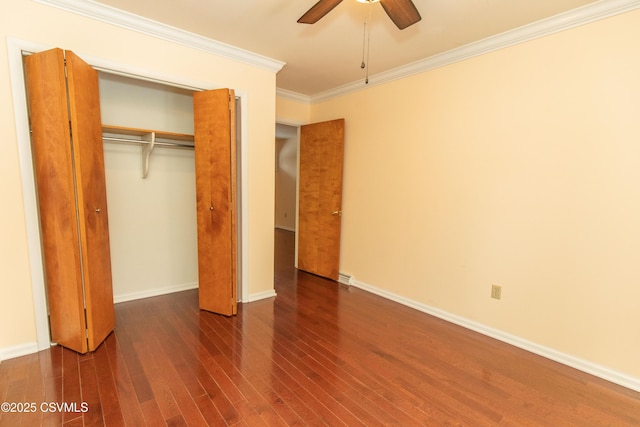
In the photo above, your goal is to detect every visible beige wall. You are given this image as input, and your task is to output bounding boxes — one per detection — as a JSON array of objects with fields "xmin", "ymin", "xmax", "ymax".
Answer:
[
  {"xmin": 276, "ymin": 95, "xmax": 311, "ymax": 125},
  {"xmin": 307, "ymin": 9, "xmax": 640, "ymax": 380},
  {"xmin": 1, "ymin": 0, "xmax": 276, "ymax": 355}
]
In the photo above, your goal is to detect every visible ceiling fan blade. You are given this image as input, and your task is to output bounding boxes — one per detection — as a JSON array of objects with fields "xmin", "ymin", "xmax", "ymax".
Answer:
[
  {"xmin": 298, "ymin": 0, "xmax": 344, "ymax": 24},
  {"xmin": 379, "ymin": 0, "xmax": 421, "ymax": 30}
]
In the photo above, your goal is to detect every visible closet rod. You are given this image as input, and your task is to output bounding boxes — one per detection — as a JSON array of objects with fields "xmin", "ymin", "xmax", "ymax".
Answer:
[{"xmin": 102, "ymin": 136, "xmax": 194, "ymax": 150}]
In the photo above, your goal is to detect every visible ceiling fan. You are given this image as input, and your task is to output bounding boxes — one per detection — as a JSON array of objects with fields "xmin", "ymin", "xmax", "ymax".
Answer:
[{"xmin": 298, "ymin": 0, "xmax": 421, "ymax": 30}]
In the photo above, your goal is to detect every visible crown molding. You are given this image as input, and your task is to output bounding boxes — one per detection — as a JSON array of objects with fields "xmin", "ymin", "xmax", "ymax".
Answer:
[
  {"xmin": 308, "ymin": 0, "xmax": 640, "ymax": 104},
  {"xmin": 34, "ymin": 0, "xmax": 640, "ymax": 102},
  {"xmin": 276, "ymin": 88, "xmax": 312, "ymax": 104},
  {"xmin": 33, "ymin": 0, "xmax": 285, "ymax": 73}
]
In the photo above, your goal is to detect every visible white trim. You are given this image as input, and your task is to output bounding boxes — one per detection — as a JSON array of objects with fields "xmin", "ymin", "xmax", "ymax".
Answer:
[
  {"xmin": 0, "ymin": 343, "xmax": 40, "ymax": 362},
  {"xmin": 338, "ymin": 273, "xmax": 352, "ymax": 286},
  {"xmin": 7, "ymin": 38, "xmax": 51, "ymax": 352},
  {"xmin": 113, "ymin": 282, "xmax": 198, "ymax": 304},
  {"xmin": 238, "ymin": 94, "xmax": 250, "ymax": 304},
  {"xmin": 33, "ymin": 0, "xmax": 285, "ymax": 73},
  {"xmin": 350, "ymin": 278, "xmax": 640, "ymax": 393},
  {"xmin": 246, "ymin": 290, "xmax": 277, "ymax": 303},
  {"xmin": 276, "ymin": 88, "xmax": 311, "ymax": 104},
  {"xmin": 31, "ymin": 0, "xmax": 640, "ymax": 103},
  {"xmin": 309, "ymin": 0, "xmax": 640, "ymax": 103}
]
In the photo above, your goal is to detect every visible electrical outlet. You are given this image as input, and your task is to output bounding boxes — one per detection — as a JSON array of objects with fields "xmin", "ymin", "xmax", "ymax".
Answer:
[{"xmin": 491, "ymin": 284, "xmax": 502, "ymax": 300}]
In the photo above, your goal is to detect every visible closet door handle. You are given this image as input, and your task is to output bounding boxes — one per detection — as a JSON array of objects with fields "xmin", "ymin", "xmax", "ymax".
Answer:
[
  {"xmin": 95, "ymin": 208, "xmax": 101, "ymax": 213},
  {"xmin": 209, "ymin": 205, "xmax": 214, "ymax": 211}
]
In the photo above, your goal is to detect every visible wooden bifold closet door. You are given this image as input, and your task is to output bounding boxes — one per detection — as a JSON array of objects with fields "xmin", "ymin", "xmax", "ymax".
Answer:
[
  {"xmin": 194, "ymin": 89, "xmax": 237, "ymax": 316},
  {"xmin": 25, "ymin": 48, "xmax": 114, "ymax": 354}
]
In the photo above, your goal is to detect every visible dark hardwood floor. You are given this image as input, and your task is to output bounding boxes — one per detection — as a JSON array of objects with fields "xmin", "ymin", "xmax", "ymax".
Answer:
[{"xmin": 1, "ymin": 228, "xmax": 639, "ymax": 426}]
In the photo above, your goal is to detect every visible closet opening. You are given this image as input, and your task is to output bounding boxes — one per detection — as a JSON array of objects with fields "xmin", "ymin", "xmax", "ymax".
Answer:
[
  {"xmin": 16, "ymin": 45, "xmax": 244, "ymax": 351},
  {"xmin": 100, "ymin": 72, "xmax": 197, "ymax": 303},
  {"xmin": 99, "ymin": 71, "xmax": 243, "ymax": 306}
]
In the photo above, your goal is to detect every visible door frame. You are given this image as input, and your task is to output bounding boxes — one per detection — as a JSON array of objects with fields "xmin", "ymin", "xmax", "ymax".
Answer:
[{"xmin": 8, "ymin": 37, "xmax": 248, "ymax": 352}]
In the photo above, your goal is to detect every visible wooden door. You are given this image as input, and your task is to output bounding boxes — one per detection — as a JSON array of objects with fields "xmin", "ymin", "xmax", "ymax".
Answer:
[
  {"xmin": 66, "ymin": 51, "xmax": 115, "ymax": 351},
  {"xmin": 194, "ymin": 89, "xmax": 237, "ymax": 316},
  {"xmin": 298, "ymin": 119, "xmax": 345, "ymax": 280},
  {"xmin": 25, "ymin": 48, "xmax": 114, "ymax": 353}
]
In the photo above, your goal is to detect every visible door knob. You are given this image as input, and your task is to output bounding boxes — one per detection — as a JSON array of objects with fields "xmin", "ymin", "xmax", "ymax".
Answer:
[{"xmin": 331, "ymin": 210, "xmax": 342, "ymax": 216}]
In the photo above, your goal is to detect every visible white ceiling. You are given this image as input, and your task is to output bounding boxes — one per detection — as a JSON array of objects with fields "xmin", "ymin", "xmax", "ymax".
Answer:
[{"xmin": 94, "ymin": 0, "xmax": 600, "ymax": 96}]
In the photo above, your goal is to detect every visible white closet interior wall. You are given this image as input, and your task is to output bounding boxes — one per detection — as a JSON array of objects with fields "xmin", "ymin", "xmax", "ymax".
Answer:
[{"xmin": 99, "ymin": 73, "xmax": 198, "ymax": 302}]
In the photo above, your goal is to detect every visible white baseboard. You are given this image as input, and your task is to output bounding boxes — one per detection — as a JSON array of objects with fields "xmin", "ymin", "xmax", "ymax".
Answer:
[
  {"xmin": 1, "ymin": 281, "xmax": 271, "ymax": 362},
  {"xmin": 2, "ymin": 284, "xmax": 200, "ymax": 361},
  {"xmin": 246, "ymin": 289, "xmax": 277, "ymax": 302},
  {"xmin": 113, "ymin": 281, "xmax": 198, "ymax": 303},
  {"xmin": 350, "ymin": 278, "xmax": 640, "ymax": 393},
  {"xmin": 0, "ymin": 342, "xmax": 39, "ymax": 362},
  {"xmin": 338, "ymin": 273, "xmax": 352, "ymax": 286}
]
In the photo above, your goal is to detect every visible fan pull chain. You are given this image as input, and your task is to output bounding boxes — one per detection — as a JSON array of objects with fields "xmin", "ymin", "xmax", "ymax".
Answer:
[
  {"xmin": 361, "ymin": 21, "xmax": 367, "ymax": 70},
  {"xmin": 366, "ymin": 3, "xmax": 372, "ymax": 84},
  {"xmin": 360, "ymin": 0, "xmax": 374, "ymax": 84}
]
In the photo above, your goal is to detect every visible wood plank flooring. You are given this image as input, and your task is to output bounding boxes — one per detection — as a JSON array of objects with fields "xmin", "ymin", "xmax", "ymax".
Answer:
[{"xmin": 1, "ymin": 228, "xmax": 639, "ymax": 426}]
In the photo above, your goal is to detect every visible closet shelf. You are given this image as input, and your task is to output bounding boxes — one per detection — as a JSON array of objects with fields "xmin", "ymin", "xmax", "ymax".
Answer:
[
  {"xmin": 102, "ymin": 125, "xmax": 195, "ymax": 179},
  {"xmin": 102, "ymin": 125, "xmax": 194, "ymax": 148}
]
